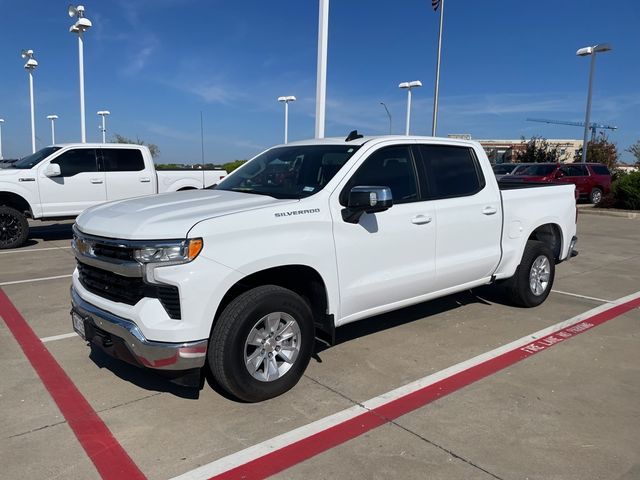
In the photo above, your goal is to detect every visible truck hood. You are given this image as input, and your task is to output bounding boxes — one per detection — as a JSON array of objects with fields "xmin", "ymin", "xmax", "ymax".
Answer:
[{"xmin": 76, "ymin": 189, "xmax": 296, "ymax": 239}]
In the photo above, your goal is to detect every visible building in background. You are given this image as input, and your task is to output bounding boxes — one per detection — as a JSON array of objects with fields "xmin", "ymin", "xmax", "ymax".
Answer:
[{"xmin": 447, "ymin": 135, "xmax": 582, "ymax": 164}]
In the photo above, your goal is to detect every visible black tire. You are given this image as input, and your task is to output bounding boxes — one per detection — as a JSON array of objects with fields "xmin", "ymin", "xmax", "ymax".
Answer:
[
  {"xmin": 505, "ymin": 240, "xmax": 555, "ymax": 308},
  {"xmin": 208, "ymin": 285, "xmax": 314, "ymax": 402},
  {"xmin": 0, "ymin": 206, "xmax": 29, "ymax": 249},
  {"xmin": 589, "ymin": 187, "xmax": 603, "ymax": 204}
]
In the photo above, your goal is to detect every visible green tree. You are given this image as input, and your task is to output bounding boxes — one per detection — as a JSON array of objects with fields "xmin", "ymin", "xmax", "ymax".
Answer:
[
  {"xmin": 573, "ymin": 134, "xmax": 618, "ymax": 169},
  {"xmin": 112, "ymin": 133, "xmax": 160, "ymax": 159},
  {"xmin": 221, "ymin": 160, "xmax": 247, "ymax": 173},
  {"xmin": 626, "ymin": 140, "xmax": 640, "ymax": 168},
  {"xmin": 515, "ymin": 136, "xmax": 560, "ymax": 163}
]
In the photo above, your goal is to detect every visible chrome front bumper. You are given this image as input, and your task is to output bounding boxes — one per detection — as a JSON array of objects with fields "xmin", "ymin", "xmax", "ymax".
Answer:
[{"xmin": 71, "ymin": 287, "xmax": 207, "ymax": 371}]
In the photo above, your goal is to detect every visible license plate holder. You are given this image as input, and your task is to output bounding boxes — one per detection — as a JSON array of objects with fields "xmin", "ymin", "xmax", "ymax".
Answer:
[{"xmin": 72, "ymin": 311, "xmax": 86, "ymax": 339}]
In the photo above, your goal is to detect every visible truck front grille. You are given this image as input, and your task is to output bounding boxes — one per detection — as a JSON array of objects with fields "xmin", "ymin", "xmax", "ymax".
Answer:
[{"xmin": 77, "ymin": 261, "xmax": 181, "ymax": 319}]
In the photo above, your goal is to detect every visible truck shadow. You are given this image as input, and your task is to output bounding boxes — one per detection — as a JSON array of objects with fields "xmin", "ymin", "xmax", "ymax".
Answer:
[
  {"xmin": 20, "ymin": 222, "xmax": 74, "ymax": 248},
  {"xmin": 314, "ymin": 286, "xmax": 511, "ymax": 357}
]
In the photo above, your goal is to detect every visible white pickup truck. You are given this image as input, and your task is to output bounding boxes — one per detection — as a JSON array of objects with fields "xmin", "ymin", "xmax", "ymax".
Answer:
[
  {"xmin": 70, "ymin": 134, "xmax": 578, "ymax": 402},
  {"xmin": 0, "ymin": 143, "xmax": 226, "ymax": 248}
]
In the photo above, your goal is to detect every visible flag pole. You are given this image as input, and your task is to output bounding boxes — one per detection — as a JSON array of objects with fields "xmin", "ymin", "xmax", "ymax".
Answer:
[{"xmin": 431, "ymin": 0, "xmax": 445, "ymax": 136}]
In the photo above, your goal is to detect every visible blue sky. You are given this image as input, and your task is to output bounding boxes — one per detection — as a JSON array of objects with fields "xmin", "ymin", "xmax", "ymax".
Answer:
[{"xmin": 0, "ymin": 0, "xmax": 638, "ymax": 163}]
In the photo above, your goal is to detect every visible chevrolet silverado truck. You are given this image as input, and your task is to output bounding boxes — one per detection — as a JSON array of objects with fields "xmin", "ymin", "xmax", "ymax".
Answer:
[
  {"xmin": 70, "ymin": 134, "xmax": 578, "ymax": 402},
  {"xmin": 0, "ymin": 143, "xmax": 226, "ymax": 248}
]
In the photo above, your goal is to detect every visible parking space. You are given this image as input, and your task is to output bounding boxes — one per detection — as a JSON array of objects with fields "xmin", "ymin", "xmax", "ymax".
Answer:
[{"xmin": 1, "ymin": 214, "xmax": 639, "ymax": 480}]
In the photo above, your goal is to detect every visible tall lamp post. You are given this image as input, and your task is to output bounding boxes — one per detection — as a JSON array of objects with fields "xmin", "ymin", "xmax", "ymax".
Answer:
[
  {"xmin": 315, "ymin": 0, "xmax": 329, "ymax": 139},
  {"xmin": 46, "ymin": 115, "xmax": 58, "ymax": 144},
  {"xmin": 22, "ymin": 50, "xmax": 38, "ymax": 153},
  {"xmin": 68, "ymin": 5, "xmax": 92, "ymax": 143},
  {"xmin": 399, "ymin": 80, "xmax": 422, "ymax": 135},
  {"xmin": 97, "ymin": 110, "xmax": 110, "ymax": 143},
  {"xmin": 380, "ymin": 102, "xmax": 392, "ymax": 134},
  {"xmin": 576, "ymin": 43, "xmax": 612, "ymax": 163},
  {"xmin": 0, "ymin": 119, "xmax": 4, "ymax": 160},
  {"xmin": 277, "ymin": 97, "xmax": 296, "ymax": 144}
]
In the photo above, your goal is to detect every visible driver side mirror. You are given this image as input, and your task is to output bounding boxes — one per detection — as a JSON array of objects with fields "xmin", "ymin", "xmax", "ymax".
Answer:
[
  {"xmin": 342, "ymin": 186, "xmax": 393, "ymax": 224},
  {"xmin": 555, "ymin": 170, "xmax": 565, "ymax": 179},
  {"xmin": 44, "ymin": 163, "xmax": 61, "ymax": 177}
]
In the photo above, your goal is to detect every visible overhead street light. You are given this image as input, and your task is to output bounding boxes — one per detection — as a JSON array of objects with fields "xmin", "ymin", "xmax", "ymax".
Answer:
[
  {"xmin": 315, "ymin": 0, "xmax": 329, "ymax": 138},
  {"xmin": 22, "ymin": 49, "xmax": 38, "ymax": 153},
  {"xmin": 97, "ymin": 110, "xmax": 110, "ymax": 143},
  {"xmin": 46, "ymin": 115, "xmax": 59, "ymax": 144},
  {"xmin": 380, "ymin": 102, "xmax": 392, "ymax": 134},
  {"xmin": 576, "ymin": 43, "xmax": 612, "ymax": 163},
  {"xmin": 0, "ymin": 119, "xmax": 4, "ymax": 160},
  {"xmin": 277, "ymin": 96, "xmax": 296, "ymax": 144},
  {"xmin": 69, "ymin": 4, "xmax": 92, "ymax": 143},
  {"xmin": 399, "ymin": 80, "xmax": 422, "ymax": 135}
]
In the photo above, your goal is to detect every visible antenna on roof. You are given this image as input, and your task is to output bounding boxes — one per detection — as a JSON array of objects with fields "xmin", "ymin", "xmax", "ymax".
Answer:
[{"xmin": 345, "ymin": 130, "xmax": 364, "ymax": 142}]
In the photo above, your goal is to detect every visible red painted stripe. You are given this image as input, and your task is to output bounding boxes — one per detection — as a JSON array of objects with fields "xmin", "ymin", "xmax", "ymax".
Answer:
[
  {"xmin": 211, "ymin": 296, "xmax": 640, "ymax": 480},
  {"xmin": 0, "ymin": 288, "xmax": 146, "ymax": 480}
]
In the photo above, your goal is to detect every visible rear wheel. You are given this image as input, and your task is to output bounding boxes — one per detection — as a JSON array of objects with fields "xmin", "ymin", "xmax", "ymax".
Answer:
[
  {"xmin": 505, "ymin": 240, "xmax": 555, "ymax": 308},
  {"xmin": 589, "ymin": 187, "xmax": 603, "ymax": 204},
  {"xmin": 208, "ymin": 285, "xmax": 314, "ymax": 402},
  {"xmin": 0, "ymin": 206, "xmax": 29, "ymax": 249}
]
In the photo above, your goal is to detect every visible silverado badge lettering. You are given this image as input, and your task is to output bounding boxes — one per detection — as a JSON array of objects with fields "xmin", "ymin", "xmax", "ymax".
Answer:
[{"xmin": 274, "ymin": 208, "xmax": 320, "ymax": 218}]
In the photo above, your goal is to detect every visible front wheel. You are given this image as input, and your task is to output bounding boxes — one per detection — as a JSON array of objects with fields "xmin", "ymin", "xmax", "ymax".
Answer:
[
  {"xmin": 0, "ymin": 206, "xmax": 29, "ymax": 249},
  {"xmin": 505, "ymin": 240, "xmax": 555, "ymax": 308},
  {"xmin": 208, "ymin": 285, "xmax": 314, "ymax": 402}
]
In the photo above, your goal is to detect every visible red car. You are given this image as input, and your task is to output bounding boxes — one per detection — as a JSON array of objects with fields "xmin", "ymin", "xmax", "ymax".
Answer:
[{"xmin": 509, "ymin": 163, "xmax": 611, "ymax": 203}]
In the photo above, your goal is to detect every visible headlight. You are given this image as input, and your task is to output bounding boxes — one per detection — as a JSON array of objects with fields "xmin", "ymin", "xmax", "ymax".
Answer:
[
  {"xmin": 134, "ymin": 238, "xmax": 203, "ymax": 284},
  {"xmin": 133, "ymin": 238, "xmax": 203, "ymax": 265}
]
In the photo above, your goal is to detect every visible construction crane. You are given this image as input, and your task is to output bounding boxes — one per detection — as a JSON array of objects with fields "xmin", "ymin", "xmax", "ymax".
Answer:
[{"xmin": 526, "ymin": 118, "xmax": 617, "ymax": 140}]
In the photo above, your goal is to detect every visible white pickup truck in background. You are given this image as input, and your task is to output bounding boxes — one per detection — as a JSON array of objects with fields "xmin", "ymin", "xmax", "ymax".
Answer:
[
  {"xmin": 0, "ymin": 143, "xmax": 226, "ymax": 248},
  {"xmin": 70, "ymin": 134, "xmax": 578, "ymax": 402}
]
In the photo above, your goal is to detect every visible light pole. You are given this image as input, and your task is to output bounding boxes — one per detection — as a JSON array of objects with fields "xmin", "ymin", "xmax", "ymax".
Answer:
[
  {"xmin": 315, "ymin": 0, "xmax": 329, "ymax": 139},
  {"xmin": 399, "ymin": 80, "xmax": 422, "ymax": 135},
  {"xmin": 0, "ymin": 119, "xmax": 4, "ymax": 160},
  {"xmin": 97, "ymin": 110, "xmax": 110, "ymax": 143},
  {"xmin": 68, "ymin": 5, "xmax": 92, "ymax": 143},
  {"xmin": 46, "ymin": 115, "xmax": 59, "ymax": 144},
  {"xmin": 576, "ymin": 43, "xmax": 612, "ymax": 163},
  {"xmin": 380, "ymin": 102, "xmax": 392, "ymax": 134},
  {"xmin": 22, "ymin": 50, "xmax": 38, "ymax": 153},
  {"xmin": 277, "ymin": 97, "xmax": 296, "ymax": 144}
]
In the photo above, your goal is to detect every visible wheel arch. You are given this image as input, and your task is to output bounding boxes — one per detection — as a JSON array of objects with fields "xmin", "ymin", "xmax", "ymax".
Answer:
[
  {"xmin": 212, "ymin": 264, "xmax": 334, "ymax": 345},
  {"xmin": 0, "ymin": 191, "xmax": 32, "ymax": 217},
  {"xmin": 527, "ymin": 222, "xmax": 563, "ymax": 261}
]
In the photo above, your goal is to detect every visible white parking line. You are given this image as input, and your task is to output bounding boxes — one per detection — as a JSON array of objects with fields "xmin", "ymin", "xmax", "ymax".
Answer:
[
  {"xmin": 0, "ymin": 274, "xmax": 73, "ymax": 286},
  {"xmin": 0, "ymin": 246, "xmax": 72, "ymax": 255},
  {"xmin": 41, "ymin": 332, "xmax": 78, "ymax": 343},
  {"xmin": 551, "ymin": 289, "xmax": 613, "ymax": 303}
]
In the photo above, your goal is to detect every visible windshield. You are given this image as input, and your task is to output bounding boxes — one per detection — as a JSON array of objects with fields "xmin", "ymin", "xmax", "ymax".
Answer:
[
  {"xmin": 215, "ymin": 144, "xmax": 361, "ymax": 199},
  {"xmin": 12, "ymin": 147, "xmax": 61, "ymax": 169},
  {"xmin": 492, "ymin": 164, "xmax": 516, "ymax": 175},
  {"xmin": 515, "ymin": 164, "xmax": 556, "ymax": 176}
]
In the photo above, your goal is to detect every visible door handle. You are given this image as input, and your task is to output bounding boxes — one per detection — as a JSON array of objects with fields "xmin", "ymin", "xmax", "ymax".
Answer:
[
  {"xmin": 139, "ymin": 178, "xmax": 151, "ymax": 183},
  {"xmin": 482, "ymin": 206, "xmax": 498, "ymax": 215},
  {"xmin": 90, "ymin": 178, "xmax": 103, "ymax": 184},
  {"xmin": 411, "ymin": 215, "xmax": 432, "ymax": 225}
]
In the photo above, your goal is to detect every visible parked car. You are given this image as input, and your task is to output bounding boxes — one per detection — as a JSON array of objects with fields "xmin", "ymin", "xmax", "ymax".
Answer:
[
  {"xmin": 492, "ymin": 163, "xmax": 532, "ymax": 180},
  {"xmin": 505, "ymin": 162, "xmax": 611, "ymax": 203},
  {"xmin": 0, "ymin": 144, "xmax": 226, "ymax": 248},
  {"xmin": 69, "ymin": 135, "xmax": 578, "ymax": 402}
]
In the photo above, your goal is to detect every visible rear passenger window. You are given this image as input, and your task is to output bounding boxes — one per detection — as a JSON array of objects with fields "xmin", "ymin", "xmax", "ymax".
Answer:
[
  {"xmin": 419, "ymin": 145, "xmax": 484, "ymax": 198},
  {"xmin": 342, "ymin": 146, "xmax": 418, "ymax": 204},
  {"xmin": 51, "ymin": 149, "xmax": 98, "ymax": 176},
  {"xmin": 591, "ymin": 165, "xmax": 610, "ymax": 175},
  {"xmin": 561, "ymin": 165, "xmax": 588, "ymax": 176},
  {"xmin": 101, "ymin": 149, "xmax": 145, "ymax": 172}
]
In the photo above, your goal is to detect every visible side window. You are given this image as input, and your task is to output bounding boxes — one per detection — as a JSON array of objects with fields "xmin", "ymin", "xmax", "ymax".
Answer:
[
  {"xmin": 419, "ymin": 145, "xmax": 484, "ymax": 199},
  {"xmin": 50, "ymin": 149, "xmax": 98, "ymax": 177},
  {"xmin": 342, "ymin": 146, "xmax": 418, "ymax": 204},
  {"xmin": 101, "ymin": 149, "xmax": 145, "ymax": 172},
  {"xmin": 591, "ymin": 164, "xmax": 610, "ymax": 175},
  {"xmin": 565, "ymin": 165, "xmax": 587, "ymax": 176}
]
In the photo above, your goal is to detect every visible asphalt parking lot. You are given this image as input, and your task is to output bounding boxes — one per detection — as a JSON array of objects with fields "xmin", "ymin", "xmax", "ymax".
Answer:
[{"xmin": 1, "ymin": 214, "xmax": 639, "ymax": 480}]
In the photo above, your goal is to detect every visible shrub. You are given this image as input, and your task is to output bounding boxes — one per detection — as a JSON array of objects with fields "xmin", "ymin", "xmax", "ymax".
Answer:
[{"xmin": 612, "ymin": 171, "xmax": 640, "ymax": 210}]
